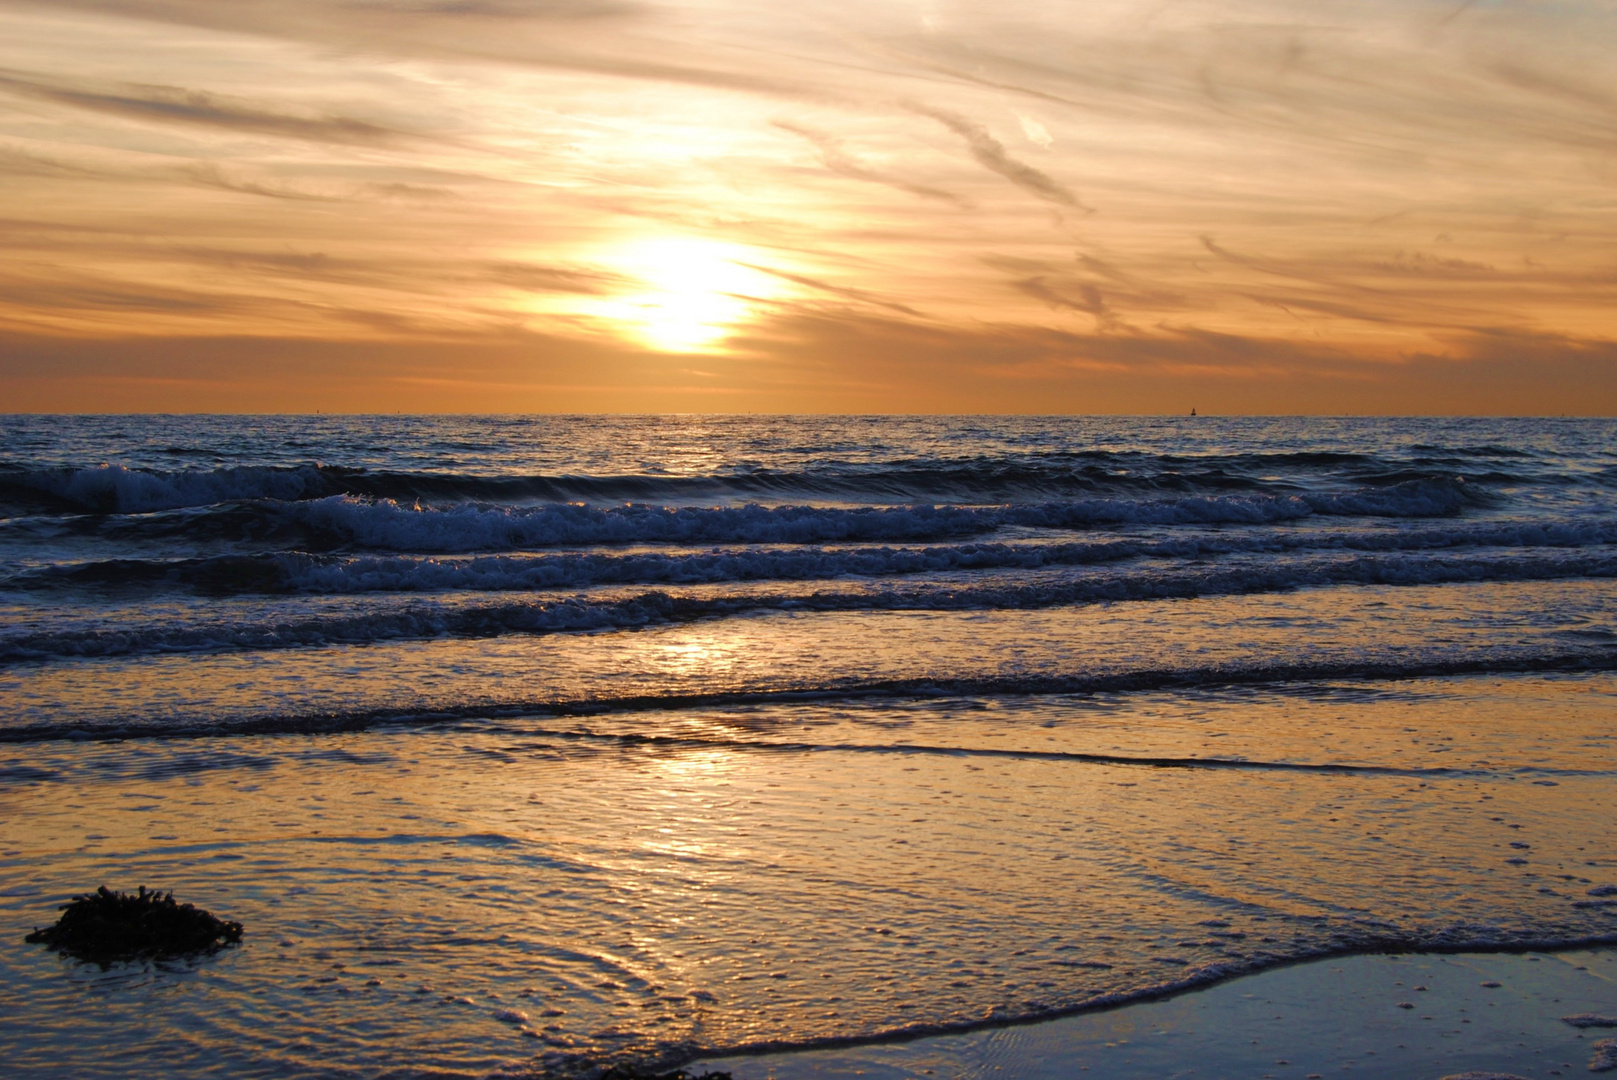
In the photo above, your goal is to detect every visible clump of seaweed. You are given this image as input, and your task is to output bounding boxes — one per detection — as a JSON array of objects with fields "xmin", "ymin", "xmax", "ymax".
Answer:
[
  {"xmin": 25, "ymin": 885, "xmax": 243, "ymax": 963},
  {"xmin": 600, "ymin": 1068, "xmax": 731, "ymax": 1080}
]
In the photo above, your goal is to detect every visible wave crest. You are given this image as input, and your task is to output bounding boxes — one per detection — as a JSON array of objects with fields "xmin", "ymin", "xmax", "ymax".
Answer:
[
  {"xmin": 275, "ymin": 477, "xmax": 1486, "ymax": 553},
  {"xmin": 1, "ymin": 461, "xmax": 1487, "ymax": 520}
]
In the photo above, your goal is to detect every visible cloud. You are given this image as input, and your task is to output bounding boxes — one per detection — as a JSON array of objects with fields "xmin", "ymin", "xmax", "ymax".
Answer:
[
  {"xmin": 1193, "ymin": 235, "xmax": 1551, "ymax": 330},
  {"xmin": 1013, "ymin": 276, "xmax": 1119, "ymax": 330},
  {"xmin": 164, "ymin": 250, "xmax": 628, "ymax": 297},
  {"xmin": 360, "ymin": 181, "xmax": 457, "ymax": 201},
  {"xmin": 983, "ymin": 254, "xmax": 1188, "ymax": 325},
  {"xmin": 0, "ymin": 274, "xmax": 247, "ymax": 317},
  {"xmin": 737, "ymin": 262, "xmax": 923, "ymax": 317},
  {"xmin": 3, "ymin": 0, "xmax": 1617, "ymax": 414},
  {"xmin": 1242, "ymin": 292, "xmax": 1397, "ymax": 326},
  {"xmin": 0, "ymin": 145, "xmax": 115, "ymax": 181},
  {"xmin": 184, "ymin": 163, "xmax": 346, "ymax": 201},
  {"xmin": 4, "ymin": 0, "xmax": 823, "ymax": 101},
  {"xmin": 772, "ymin": 120, "xmax": 964, "ymax": 204},
  {"xmin": 0, "ymin": 71, "xmax": 417, "ymax": 145},
  {"xmin": 5, "ymin": 310, "xmax": 1616, "ymax": 414},
  {"xmin": 481, "ymin": 261, "xmax": 627, "ymax": 295},
  {"xmin": 1200, "ymin": 235, "xmax": 1341, "ymax": 287},
  {"xmin": 364, "ymin": 0, "xmax": 640, "ymax": 17},
  {"xmin": 909, "ymin": 104, "xmax": 1088, "ymax": 210},
  {"xmin": 724, "ymin": 307, "xmax": 1617, "ymax": 413},
  {"xmin": 8, "ymin": 0, "xmax": 640, "ymax": 30},
  {"xmin": 1015, "ymin": 112, "xmax": 1052, "ymax": 149}
]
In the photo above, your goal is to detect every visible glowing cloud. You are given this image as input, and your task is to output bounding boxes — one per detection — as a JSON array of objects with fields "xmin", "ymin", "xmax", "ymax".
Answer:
[{"xmin": 1, "ymin": 0, "xmax": 1615, "ymax": 411}]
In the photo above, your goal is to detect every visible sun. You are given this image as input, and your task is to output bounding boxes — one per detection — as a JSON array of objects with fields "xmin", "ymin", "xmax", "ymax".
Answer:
[{"xmin": 598, "ymin": 237, "xmax": 781, "ymax": 353}]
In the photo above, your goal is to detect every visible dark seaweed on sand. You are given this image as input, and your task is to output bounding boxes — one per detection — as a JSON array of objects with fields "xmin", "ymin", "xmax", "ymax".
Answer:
[
  {"xmin": 25, "ymin": 885, "xmax": 243, "ymax": 963},
  {"xmin": 600, "ymin": 1069, "xmax": 731, "ymax": 1080}
]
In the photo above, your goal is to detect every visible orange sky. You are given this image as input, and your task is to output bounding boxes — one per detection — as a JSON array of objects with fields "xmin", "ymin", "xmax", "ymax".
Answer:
[{"xmin": 2, "ymin": 0, "xmax": 1615, "ymax": 413}]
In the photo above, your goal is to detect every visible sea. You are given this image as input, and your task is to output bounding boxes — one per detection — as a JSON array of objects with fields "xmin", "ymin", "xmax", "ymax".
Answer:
[{"xmin": 1, "ymin": 414, "xmax": 1614, "ymax": 1078}]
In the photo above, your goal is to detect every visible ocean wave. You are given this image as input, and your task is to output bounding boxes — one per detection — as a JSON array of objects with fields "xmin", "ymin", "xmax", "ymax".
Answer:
[
  {"xmin": 5, "ymin": 548, "xmax": 1614, "ymax": 659},
  {"xmin": 12, "ymin": 518, "xmax": 1616, "ymax": 595},
  {"xmin": 0, "ymin": 460, "xmax": 1496, "ymax": 516},
  {"xmin": 3, "ymin": 650, "xmax": 1616, "ymax": 743},
  {"xmin": 0, "ymin": 479, "xmax": 1491, "ymax": 553},
  {"xmin": 1, "ymin": 463, "xmax": 343, "ymax": 514},
  {"xmin": 295, "ymin": 478, "xmax": 1489, "ymax": 551}
]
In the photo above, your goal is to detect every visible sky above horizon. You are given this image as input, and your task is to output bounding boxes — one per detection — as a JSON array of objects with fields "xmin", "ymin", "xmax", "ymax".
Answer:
[{"xmin": 2, "ymin": 0, "xmax": 1615, "ymax": 413}]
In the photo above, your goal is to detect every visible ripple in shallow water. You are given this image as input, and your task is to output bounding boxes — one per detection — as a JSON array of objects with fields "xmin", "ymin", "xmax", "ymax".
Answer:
[{"xmin": 2, "ymin": 674, "xmax": 1615, "ymax": 1077}]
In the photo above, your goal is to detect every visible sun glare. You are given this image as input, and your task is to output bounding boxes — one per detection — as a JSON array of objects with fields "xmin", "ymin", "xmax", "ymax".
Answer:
[{"xmin": 599, "ymin": 238, "xmax": 780, "ymax": 353}]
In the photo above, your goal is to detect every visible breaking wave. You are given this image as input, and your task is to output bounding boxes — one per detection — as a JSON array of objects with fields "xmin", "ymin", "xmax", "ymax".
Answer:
[
  {"xmin": 0, "ymin": 460, "xmax": 1492, "ymax": 517},
  {"xmin": 5, "ymin": 548, "xmax": 1616, "ymax": 660},
  {"xmin": 0, "ymin": 475, "xmax": 1490, "ymax": 554},
  {"xmin": 12, "ymin": 518, "xmax": 1617, "ymax": 595}
]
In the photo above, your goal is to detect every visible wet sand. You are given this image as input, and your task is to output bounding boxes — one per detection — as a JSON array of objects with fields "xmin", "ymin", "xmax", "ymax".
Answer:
[
  {"xmin": 3, "ymin": 671, "xmax": 1616, "ymax": 1078},
  {"xmin": 697, "ymin": 948, "xmax": 1617, "ymax": 1079}
]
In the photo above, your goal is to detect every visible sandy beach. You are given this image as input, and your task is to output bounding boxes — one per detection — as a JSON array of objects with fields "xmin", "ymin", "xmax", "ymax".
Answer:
[{"xmin": 3, "ymin": 416, "xmax": 1614, "ymax": 1078}]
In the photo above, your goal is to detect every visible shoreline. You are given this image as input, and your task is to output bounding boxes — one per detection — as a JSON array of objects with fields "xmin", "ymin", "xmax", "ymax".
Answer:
[{"xmin": 692, "ymin": 947, "xmax": 1617, "ymax": 1080}]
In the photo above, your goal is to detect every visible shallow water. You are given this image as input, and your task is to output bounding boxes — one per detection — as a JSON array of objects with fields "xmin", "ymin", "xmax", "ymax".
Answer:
[
  {"xmin": 1, "ymin": 416, "xmax": 1614, "ymax": 1077},
  {"xmin": 699, "ymin": 949, "xmax": 1617, "ymax": 1079}
]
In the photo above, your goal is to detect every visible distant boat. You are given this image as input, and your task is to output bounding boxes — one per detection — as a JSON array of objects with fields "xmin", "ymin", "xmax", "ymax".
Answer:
[{"xmin": 1190, "ymin": 408, "xmax": 1197, "ymax": 416}]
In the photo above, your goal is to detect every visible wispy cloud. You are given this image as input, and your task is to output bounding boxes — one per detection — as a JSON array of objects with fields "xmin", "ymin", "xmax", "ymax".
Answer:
[
  {"xmin": 0, "ymin": 71, "xmax": 417, "ymax": 144},
  {"xmin": 773, "ymin": 120, "xmax": 963, "ymax": 204},
  {"xmin": 5, "ymin": 0, "xmax": 823, "ymax": 99},
  {"xmin": 5, "ymin": 307, "xmax": 1616, "ymax": 413},
  {"xmin": 909, "ymin": 104, "xmax": 1089, "ymax": 210},
  {"xmin": 372, "ymin": 0, "xmax": 640, "ymax": 17},
  {"xmin": 739, "ymin": 262, "xmax": 922, "ymax": 317},
  {"xmin": 184, "ymin": 163, "xmax": 346, "ymax": 201},
  {"xmin": 481, "ymin": 261, "xmax": 628, "ymax": 295},
  {"xmin": 1015, "ymin": 112, "xmax": 1052, "ymax": 149},
  {"xmin": 4, "ymin": 0, "xmax": 1617, "ymax": 410},
  {"xmin": 1013, "ymin": 276, "xmax": 1118, "ymax": 330}
]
